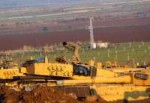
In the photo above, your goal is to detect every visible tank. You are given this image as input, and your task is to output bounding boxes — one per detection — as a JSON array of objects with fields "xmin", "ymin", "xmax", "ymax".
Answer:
[{"xmin": 0, "ymin": 42, "xmax": 150, "ymax": 102}]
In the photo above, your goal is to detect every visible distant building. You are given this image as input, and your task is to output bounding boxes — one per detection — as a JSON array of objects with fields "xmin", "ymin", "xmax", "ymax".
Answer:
[{"xmin": 97, "ymin": 41, "xmax": 109, "ymax": 48}]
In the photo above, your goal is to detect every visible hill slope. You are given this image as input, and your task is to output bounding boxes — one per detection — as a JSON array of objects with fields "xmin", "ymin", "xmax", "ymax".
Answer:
[{"xmin": 0, "ymin": 0, "xmax": 139, "ymax": 8}]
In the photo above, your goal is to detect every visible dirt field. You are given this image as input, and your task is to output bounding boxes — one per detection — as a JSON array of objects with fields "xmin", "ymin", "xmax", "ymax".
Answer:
[
  {"xmin": 0, "ymin": 86, "xmax": 79, "ymax": 103},
  {"xmin": 0, "ymin": 24, "xmax": 149, "ymax": 50},
  {"xmin": 0, "ymin": 86, "xmax": 110, "ymax": 103},
  {"xmin": 0, "ymin": 86, "xmax": 150, "ymax": 103},
  {"xmin": 0, "ymin": 17, "xmax": 150, "ymax": 50}
]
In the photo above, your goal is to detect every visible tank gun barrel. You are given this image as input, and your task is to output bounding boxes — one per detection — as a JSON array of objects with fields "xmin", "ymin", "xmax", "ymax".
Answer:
[{"xmin": 56, "ymin": 75, "xmax": 131, "ymax": 86}]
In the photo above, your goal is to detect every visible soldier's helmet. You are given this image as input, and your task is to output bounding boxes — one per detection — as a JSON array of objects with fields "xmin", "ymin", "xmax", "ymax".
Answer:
[{"xmin": 62, "ymin": 42, "xmax": 67, "ymax": 46}]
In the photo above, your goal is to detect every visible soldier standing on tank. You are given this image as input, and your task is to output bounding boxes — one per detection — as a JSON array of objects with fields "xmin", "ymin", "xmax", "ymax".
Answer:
[{"xmin": 62, "ymin": 42, "xmax": 80, "ymax": 64}]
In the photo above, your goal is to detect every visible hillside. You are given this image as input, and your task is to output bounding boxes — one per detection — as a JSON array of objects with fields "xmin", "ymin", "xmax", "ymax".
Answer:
[
  {"xmin": 0, "ymin": 0, "xmax": 149, "ymax": 50},
  {"xmin": 0, "ymin": 0, "xmax": 144, "ymax": 8}
]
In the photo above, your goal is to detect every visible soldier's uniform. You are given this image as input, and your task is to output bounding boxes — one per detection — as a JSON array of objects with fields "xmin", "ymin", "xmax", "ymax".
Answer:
[{"xmin": 63, "ymin": 42, "xmax": 80, "ymax": 63}]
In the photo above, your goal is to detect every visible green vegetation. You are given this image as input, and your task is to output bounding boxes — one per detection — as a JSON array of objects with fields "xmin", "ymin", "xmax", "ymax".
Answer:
[
  {"xmin": 0, "ymin": 42, "xmax": 150, "ymax": 67},
  {"xmin": 80, "ymin": 42, "xmax": 150, "ymax": 66}
]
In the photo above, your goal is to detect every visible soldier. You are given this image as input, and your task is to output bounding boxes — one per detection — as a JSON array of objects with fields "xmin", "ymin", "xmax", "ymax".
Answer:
[
  {"xmin": 62, "ymin": 42, "xmax": 80, "ymax": 64},
  {"xmin": 55, "ymin": 56, "xmax": 69, "ymax": 64}
]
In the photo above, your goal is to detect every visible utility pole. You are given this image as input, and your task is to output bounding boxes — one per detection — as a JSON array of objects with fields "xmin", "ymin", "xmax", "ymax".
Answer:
[{"xmin": 89, "ymin": 17, "xmax": 96, "ymax": 49}]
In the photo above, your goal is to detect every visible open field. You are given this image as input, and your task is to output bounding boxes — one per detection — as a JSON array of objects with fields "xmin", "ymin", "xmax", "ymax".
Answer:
[
  {"xmin": 1, "ymin": 42, "xmax": 150, "ymax": 67},
  {"xmin": 0, "ymin": 23, "xmax": 150, "ymax": 50},
  {"xmin": 0, "ymin": 0, "xmax": 149, "ymax": 50},
  {"xmin": 0, "ymin": 1, "xmax": 150, "ymax": 103},
  {"xmin": 0, "ymin": 1, "xmax": 149, "ymax": 65}
]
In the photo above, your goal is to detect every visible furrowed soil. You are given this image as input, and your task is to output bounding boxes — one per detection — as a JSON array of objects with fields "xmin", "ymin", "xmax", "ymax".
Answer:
[
  {"xmin": 0, "ymin": 17, "xmax": 150, "ymax": 50},
  {"xmin": 0, "ymin": 86, "xmax": 78, "ymax": 103},
  {"xmin": 0, "ymin": 86, "xmax": 149, "ymax": 103},
  {"xmin": 0, "ymin": 86, "xmax": 108, "ymax": 103}
]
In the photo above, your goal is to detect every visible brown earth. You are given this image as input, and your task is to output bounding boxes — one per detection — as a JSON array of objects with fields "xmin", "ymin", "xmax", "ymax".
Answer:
[
  {"xmin": 0, "ymin": 86, "xmax": 150, "ymax": 103},
  {"xmin": 0, "ymin": 86, "xmax": 79, "ymax": 103},
  {"xmin": 0, "ymin": 17, "xmax": 150, "ymax": 50},
  {"xmin": 0, "ymin": 25, "xmax": 150, "ymax": 50},
  {"xmin": 0, "ymin": 86, "xmax": 109, "ymax": 103}
]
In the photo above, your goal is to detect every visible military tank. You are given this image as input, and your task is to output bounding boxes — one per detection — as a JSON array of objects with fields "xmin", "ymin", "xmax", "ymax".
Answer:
[{"xmin": 0, "ymin": 42, "xmax": 150, "ymax": 102}]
